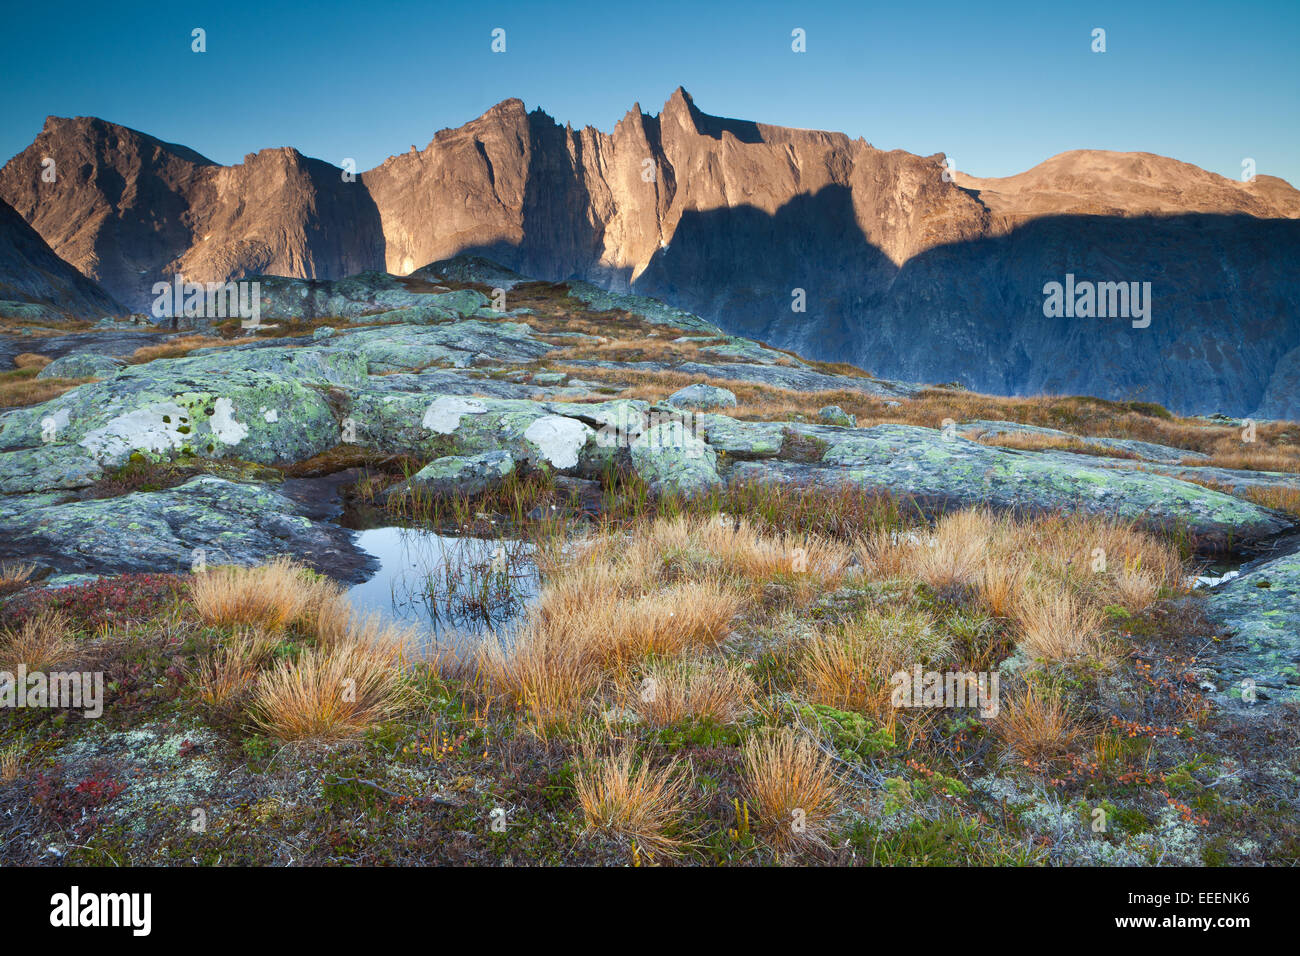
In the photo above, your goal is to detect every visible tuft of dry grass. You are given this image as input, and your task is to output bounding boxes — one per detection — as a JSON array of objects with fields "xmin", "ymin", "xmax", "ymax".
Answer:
[
  {"xmin": 0, "ymin": 609, "xmax": 73, "ymax": 670},
  {"xmin": 0, "ymin": 561, "xmax": 36, "ymax": 598},
  {"xmin": 978, "ymin": 560, "xmax": 1027, "ymax": 619},
  {"xmin": 798, "ymin": 608, "xmax": 947, "ymax": 723},
  {"xmin": 856, "ymin": 510, "xmax": 1003, "ymax": 593},
  {"xmin": 574, "ymin": 743, "xmax": 693, "ymax": 858},
  {"xmin": 249, "ymin": 635, "xmax": 411, "ymax": 742},
  {"xmin": 994, "ymin": 683, "xmax": 1083, "ymax": 763},
  {"xmin": 963, "ymin": 428, "xmax": 1136, "ymax": 459},
  {"xmin": 1113, "ymin": 564, "xmax": 1160, "ymax": 613},
  {"xmin": 648, "ymin": 514, "xmax": 851, "ymax": 595},
  {"xmin": 1244, "ymin": 484, "xmax": 1300, "ymax": 518},
  {"xmin": 12, "ymin": 352, "xmax": 51, "ymax": 370},
  {"xmin": 741, "ymin": 730, "xmax": 841, "ymax": 850},
  {"xmin": 1012, "ymin": 588, "xmax": 1105, "ymax": 663},
  {"xmin": 0, "ymin": 371, "xmax": 94, "ymax": 409},
  {"xmin": 630, "ymin": 658, "xmax": 754, "ymax": 727},
  {"xmin": 189, "ymin": 557, "xmax": 340, "ymax": 631},
  {"xmin": 129, "ymin": 335, "xmax": 231, "ymax": 364},
  {"xmin": 0, "ymin": 743, "xmax": 22, "ymax": 782},
  {"xmin": 188, "ymin": 629, "xmax": 279, "ymax": 708},
  {"xmin": 478, "ymin": 623, "xmax": 603, "ymax": 732},
  {"xmin": 855, "ymin": 507, "xmax": 1186, "ymax": 653},
  {"xmin": 907, "ymin": 509, "xmax": 996, "ymax": 592}
]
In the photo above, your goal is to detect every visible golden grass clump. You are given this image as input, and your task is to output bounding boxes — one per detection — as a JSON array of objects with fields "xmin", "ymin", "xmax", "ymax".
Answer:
[
  {"xmin": 129, "ymin": 334, "xmax": 231, "ymax": 364},
  {"xmin": 574, "ymin": 743, "xmax": 693, "ymax": 858},
  {"xmin": 994, "ymin": 683, "xmax": 1083, "ymax": 763},
  {"xmin": 249, "ymin": 634, "xmax": 412, "ymax": 742},
  {"xmin": 0, "ymin": 609, "xmax": 73, "ymax": 670},
  {"xmin": 978, "ymin": 559, "xmax": 1027, "ymax": 619},
  {"xmin": 531, "ymin": 529, "xmax": 743, "ymax": 665},
  {"xmin": 798, "ymin": 608, "xmax": 947, "ymax": 722},
  {"xmin": 188, "ymin": 629, "xmax": 279, "ymax": 708},
  {"xmin": 607, "ymin": 582, "xmax": 742, "ymax": 659},
  {"xmin": 189, "ymin": 557, "xmax": 341, "ymax": 631},
  {"xmin": 741, "ymin": 730, "xmax": 840, "ymax": 849},
  {"xmin": 0, "ymin": 561, "xmax": 36, "ymax": 598},
  {"xmin": 856, "ymin": 507, "xmax": 1186, "ymax": 630},
  {"xmin": 906, "ymin": 509, "xmax": 998, "ymax": 591},
  {"xmin": 0, "ymin": 743, "xmax": 22, "ymax": 782},
  {"xmin": 478, "ymin": 623, "xmax": 602, "ymax": 732},
  {"xmin": 1244, "ymin": 484, "xmax": 1300, "ymax": 518},
  {"xmin": 1012, "ymin": 588, "xmax": 1105, "ymax": 664},
  {"xmin": 649, "ymin": 514, "xmax": 851, "ymax": 588},
  {"xmin": 12, "ymin": 353, "xmax": 51, "ymax": 370},
  {"xmin": 0, "ymin": 373, "xmax": 92, "ymax": 409},
  {"xmin": 1113, "ymin": 565, "xmax": 1160, "ymax": 612},
  {"xmin": 1030, "ymin": 513, "xmax": 1182, "ymax": 587},
  {"xmin": 630, "ymin": 658, "xmax": 755, "ymax": 727}
]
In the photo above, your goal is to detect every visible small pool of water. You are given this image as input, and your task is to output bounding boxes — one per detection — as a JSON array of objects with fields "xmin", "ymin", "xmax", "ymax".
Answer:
[
  {"xmin": 345, "ymin": 527, "xmax": 538, "ymax": 648},
  {"xmin": 1190, "ymin": 569, "xmax": 1241, "ymax": 589}
]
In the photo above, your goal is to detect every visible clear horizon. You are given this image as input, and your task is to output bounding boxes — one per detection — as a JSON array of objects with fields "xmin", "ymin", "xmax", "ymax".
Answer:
[{"xmin": 2, "ymin": 0, "xmax": 1298, "ymax": 186}]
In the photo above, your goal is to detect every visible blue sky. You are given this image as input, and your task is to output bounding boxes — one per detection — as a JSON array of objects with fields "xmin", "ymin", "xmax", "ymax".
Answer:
[{"xmin": 2, "ymin": 0, "xmax": 1297, "ymax": 185}]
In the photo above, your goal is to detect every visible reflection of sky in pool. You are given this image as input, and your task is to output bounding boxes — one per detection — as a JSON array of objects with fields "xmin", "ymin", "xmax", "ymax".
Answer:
[{"xmin": 345, "ymin": 527, "xmax": 538, "ymax": 646}]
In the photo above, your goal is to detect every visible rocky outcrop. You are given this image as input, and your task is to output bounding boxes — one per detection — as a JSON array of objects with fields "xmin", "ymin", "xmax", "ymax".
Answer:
[
  {"xmin": 392, "ymin": 451, "xmax": 516, "ymax": 500},
  {"xmin": 1202, "ymin": 550, "xmax": 1300, "ymax": 711},
  {"xmin": 35, "ymin": 352, "xmax": 125, "ymax": 380},
  {"xmin": 0, "ymin": 117, "xmax": 383, "ymax": 313},
  {"xmin": 666, "ymin": 383, "xmax": 737, "ymax": 410},
  {"xmin": 5, "ymin": 96, "xmax": 1298, "ymax": 417},
  {"xmin": 0, "ymin": 196, "xmax": 121, "ymax": 317},
  {"xmin": 0, "ymin": 476, "xmax": 368, "ymax": 583},
  {"xmin": 0, "ymin": 265, "xmax": 1292, "ymax": 583}
]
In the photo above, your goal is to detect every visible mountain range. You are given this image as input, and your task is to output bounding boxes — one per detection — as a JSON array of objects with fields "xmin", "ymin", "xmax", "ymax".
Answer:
[{"xmin": 2, "ymin": 88, "xmax": 1298, "ymax": 418}]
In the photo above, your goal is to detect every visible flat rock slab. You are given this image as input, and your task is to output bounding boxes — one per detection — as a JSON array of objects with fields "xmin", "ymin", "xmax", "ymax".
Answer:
[
  {"xmin": 1202, "ymin": 550, "xmax": 1300, "ymax": 711},
  {"xmin": 0, "ymin": 475, "xmax": 371, "ymax": 583},
  {"xmin": 0, "ymin": 330, "xmax": 174, "ymax": 370},
  {"xmin": 961, "ymin": 419, "xmax": 1210, "ymax": 464},
  {"xmin": 726, "ymin": 423, "xmax": 1289, "ymax": 548},
  {"xmin": 564, "ymin": 359, "xmax": 922, "ymax": 399}
]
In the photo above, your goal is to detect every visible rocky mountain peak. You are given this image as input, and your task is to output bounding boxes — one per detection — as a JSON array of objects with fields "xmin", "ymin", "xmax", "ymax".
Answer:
[{"xmin": 3, "ymin": 92, "xmax": 1298, "ymax": 417}]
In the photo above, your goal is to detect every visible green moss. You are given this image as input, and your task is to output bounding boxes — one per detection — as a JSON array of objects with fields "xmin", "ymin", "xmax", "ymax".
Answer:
[{"xmin": 792, "ymin": 702, "xmax": 894, "ymax": 760}]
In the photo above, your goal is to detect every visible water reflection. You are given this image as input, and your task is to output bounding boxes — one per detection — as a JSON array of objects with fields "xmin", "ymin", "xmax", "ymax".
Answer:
[{"xmin": 346, "ymin": 527, "xmax": 537, "ymax": 647}]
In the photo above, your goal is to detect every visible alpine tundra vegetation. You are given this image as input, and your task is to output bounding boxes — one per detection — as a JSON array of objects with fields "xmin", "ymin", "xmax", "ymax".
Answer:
[{"xmin": 0, "ymin": 257, "xmax": 1297, "ymax": 866}]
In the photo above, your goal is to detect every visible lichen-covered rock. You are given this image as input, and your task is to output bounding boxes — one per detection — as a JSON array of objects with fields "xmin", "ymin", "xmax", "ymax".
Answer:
[
  {"xmin": 0, "ymin": 476, "xmax": 369, "ymax": 580},
  {"xmin": 565, "ymin": 281, "xmax": 721, "ymax": 334},
  {"xmin": 0, "ymin": 445, "xmax": 103, "ymax": 493},
  {"xmin": 350, "ymin": 391, "xmax": 604, "ymax": 473},
  {"xmin": 960, "ymin": 419, "xmax": 1206, "ymax": 464},
  {"xmin": 35, "ymin": 352, "xmax": 125, "ymax": 380},
  {"xmin": 700, "ymin": 337, "xmax": 806, "ymax": 367},
  {"xmin": 0, "ymin": 364, "xmax": 343, "ymax": 468},
  {"xmin": 397, "ymin": 451, "xmax": 516, "ymax": 498},
  {"xmin": 1202, "ymin": 551, "xmax": 1300, "ymax": 711},
  {"xmin": 817, "ymin": 405, "xmax": 856, "ymax": 427},
  {"xmin": 729, "ymin": 423, "xmax": 1288, "ymax": 547},
  {"xmin": 630, "ymin": 419, "xmax": 721, "ymax": 495},
  {"xmin": 666, "ymin": 383, "xmax": 737, "ymax": 410},
  {"xmin": 696, "ymin": 415, "xmax": 786, "ymax": 459},
  {"xmin": 334, "ymin": 320, "xmax": 551, "ymax": 373},
  {"xmin": 412, "ymin": 256, "xmax": 527, "ymax": 289}
]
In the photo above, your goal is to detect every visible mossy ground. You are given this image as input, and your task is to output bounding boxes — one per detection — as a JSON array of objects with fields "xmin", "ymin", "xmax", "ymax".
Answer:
[{"xmin": 3, "ymin": 478, "xmax": 1296, "ymax": 868}]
